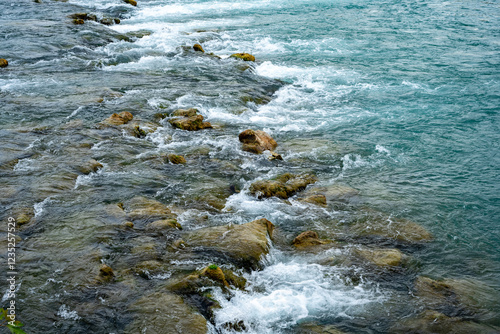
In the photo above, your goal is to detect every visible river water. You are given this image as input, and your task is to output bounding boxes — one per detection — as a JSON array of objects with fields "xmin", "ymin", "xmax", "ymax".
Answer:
[{"xmin": 1, "ymin": 0, "xmax": 499, "ymax": 333}]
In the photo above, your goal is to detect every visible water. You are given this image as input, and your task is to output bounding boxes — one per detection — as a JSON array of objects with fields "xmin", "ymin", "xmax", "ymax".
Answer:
[{"xmin": 1, "ymin": 0, "xmax": 499, "ymax": 333}]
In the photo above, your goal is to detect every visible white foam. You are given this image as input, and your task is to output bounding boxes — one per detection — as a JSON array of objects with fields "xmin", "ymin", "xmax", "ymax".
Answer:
[
  {"xmin": 57, "ymin": 304, "xmax": 81, "ymax": 321},
  {"xmin": 34, "ymin": 197, "xmax": 53, "ymax": 217}
]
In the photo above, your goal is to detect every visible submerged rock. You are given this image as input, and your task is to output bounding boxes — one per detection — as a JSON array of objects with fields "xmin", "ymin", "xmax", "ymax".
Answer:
[
  {"xmin": 127, "ymin": 292, "xmax": 207, "ymax": 334},
  {"xmin": 238, "ymin": 129, "xmax": 277, "ymax": 154},
  {"xmin": 146, "ymin": 219, "xmax": 182, "ymax": 231},
  {"xmin": 389, "ymin": 310, "xmax": 499, "ymax": 334},
  {"xmin": 185, "ymin": 218, "xmax": 275, "ymax": 269},
  {"xmin": 169, "ymin": 114, "xmax": 212, "ymax": 131},
  {"xmin": 103, "ymin": 111, "xmax": 134, "ymax": 126},
  {"xmin": 354, "ymin": 247, "xmax": 405, "ymax": 267},
  {"xmin": 193, "ymin": 43, "xmax": 205, "ymax": 52},
  {"xmin": 250, "ymin": 173, "xmax": 317, "ymax": 199},
  {"xmin": 98, "ymin": 264, "xmax": 114, "ymax": 281},
  {"xmin": 124, "ymin": 196, "xmax": 177, "ymax": 223},
  {"xmin": 14, "ymin": 207, "xmax": 35, "ymax": 226},
  {"xmin": 230, "ymin": 53, "xmax": 256, "ymax": 62},
  {"xmin": 298, "ymin": 323, "xmax": 346, "ymax": 334},
  {"xmin": 167, "ymin": 154, "xmax": 186, "ymax": 164},
  {"xmin": 77, "ymin": 159, "xmax": 103, "ymax": 174},
  {"xmin": 300, "ymin": 194, "xmax": 327, "ymax": 206},
  {"xmin": 292, "ymin": 231, "xmax": 332, "ymax": 249}
]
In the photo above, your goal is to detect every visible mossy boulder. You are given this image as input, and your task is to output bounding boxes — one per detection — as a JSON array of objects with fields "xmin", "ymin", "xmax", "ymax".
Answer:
[
  {"xmin": 169, "ymin": 114, "xmax": 212, "ymax": 131},
  {"xmin": 250, "ymin": 173, "xmax": 317, "ymax": 199},
  {"xmin": 389, "ymin": 310, "xmax": 499, "ymax": 334},
  {"xmin": 77, "ymin": 159, "xmax": 103, "ymax": 174},
  {"xmin": 292, "ymin": 231, "xmax": 332, "ymax": 249},
  {"xmin": 193, "ymin": 44, "xmax": 205, "ymax": 52},
  {"xmin": 103, "ymin": 111, "xmax": 133, "ymax": 126},
  {"xmin": 354, "ymin": 247, "xmax": 405, "ymax": 267},
  {"xmin": 230, "ymin": 53, "xmax": 256, "ymax": 62},
  {"xmin": 167, "ymin": 154, "xmax": 186, "ymax": 164},
  {"xmin": 185, "ymin": 218, "xmax": 275, "ymax": 269},
  {"xmin": 0, "ymin": 59, "xmax": 8, "ymax": 68},
  {"xmin": 238, "ymin": 129, "xmax": 277, "ymax": 154},
  {"xmin": 127, "ymin": 292, "xmax": 207, "ymax": 334},
  {"xmin": 123, "ymin": 0, "xmax": 137, "ymax": 6}
]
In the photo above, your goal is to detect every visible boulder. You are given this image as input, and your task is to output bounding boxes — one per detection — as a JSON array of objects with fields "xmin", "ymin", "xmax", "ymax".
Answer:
[
  {"xmin": 68, "ymin": 13, "xmax": 97, "ymax": 22},
  {"xmin": 250, "ymin": 173, "xmax": 317, "ymax": 199},
  {"xmin": 14, "ymin": 207, "xmax": 35, "ymax": 226},
  {"xmin": 389, "ymin": 310, "xmax": 499, "ymax": 334},
  {"xmin": 300, "ymin": 194, "xmax": 327, "ymax": 206},
  {"xmin": 193, "ymin": 44, "xmax": 205, "ymax": 52},
  {"xmin": 171, "ymin": 108, "xmax": 199, "ymax": 117},
  {"xmin": 132, "ymin": 125, "xmax": 147, "ymax": 138},
  {"xmin": 230, "ymin": 53, "xmax": 256, "ymax": 62},
  {"xmin": 98, "ymin": 264, "xmax": 114, "ymax": 282},
  {"xmin": 103, "ymin": 111, "xmax": 133, "ymax": 126},
  {"xmin": 146, "ymin": 219, "xmax": 182, "ymax": 231},
  {"xmin": 167, "ymin": 154, "xmax": 186, "ymax": 164},
  {"xmin": 269, "ymin": 152, "xmax": 283, "ymax": 161},
  {"xmin": 77, "ymin": 159, "xmax": 103, "ymax": 174},
  {"xmin": 292, "ymin": 231, "xmax": 332, "ymax": 249},
  {"xmin": 123, "ymin": 0, "xmax": 137, "ymax": 6},
  {"xmin": 73, "ymin": 19, "xmax": 84, "ymax": 25},
  {"xmin": 238, "ymin": 129, "xmax": 277, "ymax": 154},
  {"xmin": 127, "ymin": 292, "xmax": 207, "ymax": 334},
  {"xmin": 169, "ymin": 115, "xmax": 212, "ymax": 131},
  {"xmin": 354, "ymin": 247, "xmax": 404, "ymax": 267},
  {"xmin": 185, "ymin": 218, "xmax": 275, "ymax": 269}
]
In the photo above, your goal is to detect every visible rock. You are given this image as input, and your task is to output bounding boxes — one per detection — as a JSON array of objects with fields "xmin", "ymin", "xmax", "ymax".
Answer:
[
  {"xmin": 238, "ymin": 129, "xmax": 277, "ymax": 154},
  {"xmin": 73, "ymin": 19, "xmax": 84, "ymax": 25},
  {"xmin": 221, "ymin": 268, "xmax": 247, "ymax": 289},
  {"xmin": 146, "ymin": 219, "xmax": 182, "ymax": 231},
  {"xmin": 100, "ymin": 18, "xmax": 119, "ymax": 26},
  {"xmin": 354, "ymin": 247, "xmax": 404, "ymax": 267},
  {"xmin": 269, "ymin": 151, "xmax": 283, "ymax": 161},
  {"xmin": 185, "ymin": 218, "xmax": 275, "ymax": 269},
  {"xmin": 123, "ymin": 0, "xmax": 137, "ymax": 6},
  {"xmin": 15, "ymin": 207, "xmax": 34, "ymax": 226},
  {"xmin": 68, "ymin": 13, "xmax": 97, "ymax": 22},
  {"xmin": 230, "ymin": 53, "xmax": 256, "ymax": 62},
  {"xmin": 389, "ymin": 310, "xmax": 499, "ymax": 334},
  {"xmin": 193, "ymin": 44, "xmax": 205, "ymax": 52},
  {"xmin": 171, "ymin": 108, "xmax": 199, "ymax": 117},
  {"xmin": 250, "ymin": 173, "xmax": 317, "ymax": 199},
  {"xmin": 77, "ymin": 159, "xmax": 103, "ymax": 174},
  {"xmin": 201, "ymin": 265, "xmax": 229, "ymax": 287},
  {"xmin": 124, "ymin": 196, "xmax": 177, "ymax": 222},
  {"xmin": 99, "ymin": 264, "xmax": 114, "ymax": 281},
  {"xmin": 127, "ymin": 292, "xmax": 207, "ymax": 334},
  {"xmin": 351, "ymin": 213, "xmax": 432, "ymax": 243},
  {"xmin": 169, "ymin": 115, "xmax": 212, "ymax": 131},
  {"xmin": 167, "ymin": 154, "xmax": 186, "ymax": 164},
  {"xmin": 298, "ymin": 322, "xmax": 346, "ymax": 334},
  {"xmin": 123, "ymin": 221, "xmax": 134, "ymax": 228},
  {"xmin": 132, "ymin": 125, "xmax": 147, "ymax": 138},
  {"xmin": 300, "ymin": 194, "xmax": 327, "ymax": 206},
  {"xmin": 103, "ymin": 111, "xmax": 134, "ymax": 126},
  {"xmin": 292, "ymin": 231, "xmax": 332, "ymax": 249}
]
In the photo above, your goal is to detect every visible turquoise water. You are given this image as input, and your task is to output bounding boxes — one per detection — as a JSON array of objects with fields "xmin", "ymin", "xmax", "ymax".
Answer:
[{"xmin": 1, "ymin": 0, "xmax": 499, "ymax": 333}]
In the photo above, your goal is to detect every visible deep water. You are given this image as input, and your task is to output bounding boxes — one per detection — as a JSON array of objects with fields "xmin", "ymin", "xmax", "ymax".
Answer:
[{"xmin": 0, "ymin": 0, "xmax": 499, "ymax": 333}]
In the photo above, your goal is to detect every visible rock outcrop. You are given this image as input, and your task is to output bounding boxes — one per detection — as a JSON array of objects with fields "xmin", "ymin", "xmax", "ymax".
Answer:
[
  {"xmin": 238, "ymin": 129, "xmax": 277, "ymax": 154},
  {"xmin": 250, "ymin": 173, "xmax": 317, "ymax": 199}
]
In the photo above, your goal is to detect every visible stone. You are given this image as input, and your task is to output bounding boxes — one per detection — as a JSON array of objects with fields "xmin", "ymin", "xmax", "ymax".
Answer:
[
  {"xmin": 298, "ymin": 322, "xmax": 346, "ymax": 334},
  {"xmin": 146, "ymin": 219, "xmax": 182, "ymax": 231},
  {"xmin": 354, "ymin": 247, "xmax": 404, "ymax": 267},
  {"xmin": 171, "ymin": 108, "xmax": 199, "ymax": 117},
  {"xmin": 230, "ymin": 53, "xmax": 256, "ymax": 62},
  {"xmin": 201, "ymin": 265, "xmax": 229, "ymax": 287},
  {"xmin": 123, "ymin": 0, "xmax": 137, "ymax": 6},
  {"xmin": 193, "ymin": 44, "xmax": 205, "ymax": 52},
  {"xmin": 169, "ymin": 115, "xmax": 212, "ymax": 131},
  {"xmin": 77, "ymin": 159, "xmax": 103, "ymax": 174},
  {"xmin": 73, "ymin": 19, "xmax": 84, "ymax": 25},
  {"xmin": 127, "ymin": 292, "xmax": 207, "ymax": 334},
  {"xmin": 301, "ymin": 194, "xmax": 327, "ymax": 206},
  {"xmin": 99, "ymin": 264, "xmax": 114, "ymax": 281},
  {"xmin": 250, "ymin": 173, "xmax": 317, "ymax": 199},
  {"xmin": 185, "ymin": 218, "xmax": 275, "ymax": 269},
  {"xmin": 103, "ymin": 111, "xmax": 133, "ymax": 126},
  {"xmin": 269, "ymin": 152, "xmax": 283, "ymax": 161},
  {"xmin": 124, "ymin": 196, "xmax": 176, "ymax": 222},
  {"xmin": 167, "ymin": 154, "xmax": 186, "ymax": 164},
  {"xmin": 238, "ymin": 129, "xmax": 277, "ymax": 154},
  {"xmin": 132, "ymin": 125, "xmax": 147, "ymax": 138},
  {"xmin": 292, "ymin": 231, "xmax": 332, "ymax": 249},
  {"xmin": 16, "ymin": 207, "xmax": 34, "ymax": 226}
]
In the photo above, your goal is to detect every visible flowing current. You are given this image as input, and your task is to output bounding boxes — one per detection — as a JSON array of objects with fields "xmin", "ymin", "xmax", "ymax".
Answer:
[{"xmin": 1, "ymin": 0, "xmax": 499, "ymax": 333}]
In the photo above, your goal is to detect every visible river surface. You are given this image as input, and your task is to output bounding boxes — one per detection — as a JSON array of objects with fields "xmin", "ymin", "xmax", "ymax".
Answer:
[{"xmin": 0, "ymin": 0, "xmax": 499, "ymax": 333}]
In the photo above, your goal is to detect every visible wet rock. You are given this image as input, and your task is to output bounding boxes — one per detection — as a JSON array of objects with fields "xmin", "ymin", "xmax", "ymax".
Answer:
[
  {"xmin": 389, "ymin": 310, "xmax": 499, "ymax": 334},
  {"xmin": 167, "ymin": 154, "xmax": 186, "ymax": 164},
  {"xmin": 250, "ymin": 173, "xmax": 318, "ymax": 199},
  {"xmin": 230, "ymin": 53, "xmax": 256, "ymax": 62},
  {"xmin": 351, "ymin": 211, "xmax": 432, "ymax": 243},
  {"xmin": 103, "ymin": 111, "xmax": 134, "ymax": 126},
  {"xmin": 269, "ymin": 151, "xmax": 283, "ymax": 161},
  {"xmin": 221, "ymin": 268, "xmax": 247, "ymax": 289},
  {"xmin": 146, "ymin": 219, "xmax": 182, "ymax": 231},
  {"xmin": 98, "ymin": 264, "xmax": 114, "ymax": 281},
  {"xmin": 100, "ymin": 18, "xmax": 120, "ymax": 26},
  {"xmin": 201, "ymin": 265, "xmax": 229, "ymax": 287},
  {"xmin": 185, "ymin": 218, "xmax": 275, "ymax": 269},
  {"xmin": 169, "ymin": 114, "xmax": 212, "ymax": 131},
  {"xmin": 193, "ymin": 43, "xmax": 205, "ymax": 52},
  {"xmin": 238, "ymin": 129, "xmax": 277, "ymax": 154},
  {"xmin": 127, "ymin": 292, "xmax": 207, "ymax": 334},
  {"xmin": 354, "ymin": 247, "xmax": 404, "ymax": 267},
  {"xmin": 73, "ymin": 19, "xmax": 85, "ymax": 25},
  {"xmin": 68, "ymin": 13, "xmax": 97, "ymax": 22},
  {"xmin": 123, "ymin": 221, "xmax": 134, "ymax": 228},
  {"xmin": 171, "ymin": 108, "xmax": 199, "ymax": 117},
  {"xmin": 298, "ymin": 322, "xmax": 346, "ymax": 334},
  {"xmin": 123, "ymin": 0, "xmax": 137, "ymax": 6},
  {"xmin": 77, "ymin": 159, "xmax": 103, "ymax": 174},
  {"xmin": 14, "ymin": 207, "xmax": 35, "ymax": 226},
  {"xmin": 132, "ymin": 125, "xmax": 147, "ymax": 138},
  {"xmin": 300, "ymin": 194, "xmax": 327, "ymax": 206},
  {"xmin": 124, "ymin": 196, "xmax": 177, "ymax": 223},
  {"xmin": 132, "ymin": 260, "xmax": 168, "ymax": 278},
  {"xmin": 292, "ymin": 231, "xmax": 332, "ymax": 249}
]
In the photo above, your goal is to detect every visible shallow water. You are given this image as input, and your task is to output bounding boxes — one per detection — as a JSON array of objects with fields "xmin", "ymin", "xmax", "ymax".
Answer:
[{"xmin": 1, "ymin": 0, "xmax": 499, "ymax": 333}]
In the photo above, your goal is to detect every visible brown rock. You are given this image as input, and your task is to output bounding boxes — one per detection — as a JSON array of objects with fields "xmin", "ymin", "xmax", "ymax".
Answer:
[
  {"xmin": 73, "ymin": 19, "xmax": 85, "ymax": 25},
  {"xmin": 99, "ymin": 264, "xmax": 114, "ymax": 281},
  {"xmin": 167, "ymin": 154, "xmax": 186, "ymax": 164},
  {"xmin": 193, "ymin": 44, "xmax": 205, "ymax": 52},
  {"xmin": 123, "ymin": 0, "xmax": 137, "ymax": 6},
  {"xmin": 292, "ymin": 231, "xmax": 332, "ymax": 249},
  {"xmin": 0, "ymin": 59, "xmax": 8, "ymax": 68},
  {"xmin": 301, "ymin": 194, "xmax": 327, "ymax": 206},
  {"xmin": 104, "ymin": 111, "xmax": 134, "ymax": 126},
  {"xmin": 146, "ymin": 219, "xmax": 182, "ymax": 231},
  {"xmin": 125, "ymin": 196, "xmax": 176, "ymax": 222},
  {"xmin": 230, "ymin": 53, "xmax": 256, "ymax": 62},
  {"xmin": 169, "ymin": 114, "xmax": 212, "ymax": 131},
  {"xmin": 239, "ymin": 129, "xmax": 277, "ymax": 154},
  {"xmin": 354, "ymin": 247, "xmax": 404, "ymax": 267},
  {"xmin": 201, "ymin": 265, "xmax": 229, "ymax": 287},
  {"xmin": 171, "ymin": 108, "xmax": 199, "ymax": 117},
  {"xmin": 77, "ymin": 159, "xmax": 103, "ymax": 174},
  {"xmin": 269, "ymin": 151, "xmax": 283, "ymax": 161},
  {"xmin": 250, "ymin": 173, "xmax": 317, "ymax": 199}
]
